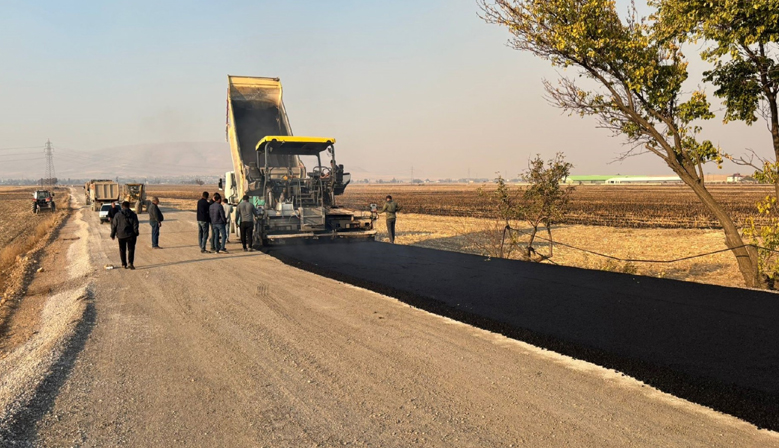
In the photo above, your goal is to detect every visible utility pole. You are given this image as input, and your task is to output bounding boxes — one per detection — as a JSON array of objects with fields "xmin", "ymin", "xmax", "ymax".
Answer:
[
  {"xmin": 411, "ymin": 166, "xmax": 414, "ymax": 184},
  {"xmin": 44, "ymin": 139, "xmax": 55, "ymax": 188}
]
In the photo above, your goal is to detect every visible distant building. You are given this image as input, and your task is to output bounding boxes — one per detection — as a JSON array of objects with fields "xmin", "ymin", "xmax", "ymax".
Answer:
[
  {"xmin": 565, "ymin": 175, "xmax": 616, "ymax": 185},
  {"xmin": 564, "ymin": 175, "xmax": 684, "ymax": 185},
  {"xmin": 727, "ymin": 173, "xmax": 744, "ymax": 183},
  {"xmin": 605, "ymin": 176, "xmax": 682, "ymax": 184}
]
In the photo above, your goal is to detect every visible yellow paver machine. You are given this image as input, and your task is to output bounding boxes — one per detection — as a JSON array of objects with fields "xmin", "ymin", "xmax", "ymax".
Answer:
[{"xmin": 223, "ymin": 76, "xmax": 375, "ymax": 246}]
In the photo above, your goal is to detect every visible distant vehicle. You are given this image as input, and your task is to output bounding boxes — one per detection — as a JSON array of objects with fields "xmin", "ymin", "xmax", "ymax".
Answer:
[
  {"xmin": 98, "ymin": 203, "xmax": 113, "ymax": 223},
  {"xmin": 121, "ymin": 183, "xmax": 147, "ymax": 214},
  {"xmin": 32, "ymin": 190, "xmax": 56, "ymax": 214},
  {"xmin": 85, "ymin": 179, "xmax": 120, "ymax": 212}
]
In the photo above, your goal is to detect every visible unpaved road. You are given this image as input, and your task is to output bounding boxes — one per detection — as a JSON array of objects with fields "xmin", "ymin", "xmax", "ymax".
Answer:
[{"xmin": 13, "ymin": 197, "xmax": 779, "ymax": 446}]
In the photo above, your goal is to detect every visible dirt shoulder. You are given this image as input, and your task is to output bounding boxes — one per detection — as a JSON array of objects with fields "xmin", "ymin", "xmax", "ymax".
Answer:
[{"xmin": 0, "ymin": 189, "xmax": 94, "ymax": 442}]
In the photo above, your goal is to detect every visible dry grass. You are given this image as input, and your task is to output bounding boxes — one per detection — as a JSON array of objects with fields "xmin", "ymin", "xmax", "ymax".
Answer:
[
  {"xmin": 379, "ymin": 213, "xmax": 745, "ymax": 288},
  {"xmin": 0, "ymin": 187, "xmax": 71, "ymax": 295}
]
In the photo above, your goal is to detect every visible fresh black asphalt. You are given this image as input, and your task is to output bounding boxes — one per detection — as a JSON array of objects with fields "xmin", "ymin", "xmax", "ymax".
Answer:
[{"xmin": 268, "ymin": 241, "xmax": 779, "ymax": 431}]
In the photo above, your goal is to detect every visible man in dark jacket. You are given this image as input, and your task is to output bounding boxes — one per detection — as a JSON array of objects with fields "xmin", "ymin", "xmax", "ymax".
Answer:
[
  {"xmin": 148, "ymin": 196, "xmax": 164, "ymax": 249},
  {"xmin": 379, "ymin": 195, "xmax": 402, "ymax": 244},
  {"xmin": 209, "ymin": 193, "xmax": 228, "ymax": 254},
  {"xmin": 110, "ymin": 201, "xmax": 140, "ymax": 269},
  {"xmin": 107, "ymin": 201, "xmax": 120, "ymax": 221},
  {"xmin": 196, "ymin": 191, "xmax": 211, "ymax": 253}
]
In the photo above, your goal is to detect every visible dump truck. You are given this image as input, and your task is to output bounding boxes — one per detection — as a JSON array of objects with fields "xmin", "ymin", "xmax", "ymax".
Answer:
[
  {"xmin": 121, "ymin": 183, "xmax": 147, "ymax": 214},
  {"xmin": 224, "ymin": 75, "xmax": 375, "ymax": 246},
  {"xmin": 85, "ymin": 179, "xmax": 120, "ymax": 212}
]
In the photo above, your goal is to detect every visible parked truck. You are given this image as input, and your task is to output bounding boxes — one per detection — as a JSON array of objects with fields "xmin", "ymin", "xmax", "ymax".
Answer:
[
  {"xmin": 85, "ymin": 179, "xmax": 120, "ymax": 212},
  {"xmin": 121, "ymin": 183, "xmax": 147, "ymax": 214},
  {"xmin": 224, "ymin": 75, "xmax": 375, "ymax": 246}
]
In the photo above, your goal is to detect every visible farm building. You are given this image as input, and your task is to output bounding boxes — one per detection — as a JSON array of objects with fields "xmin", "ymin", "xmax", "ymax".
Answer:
[
  {"xmin": 564, "ymin": 175, "xmax": 684, "ymax": 185},
  {"xmin": 605, "ymin": 176, "xmax": 682, "ymax": 184},
  {"xmin": 565, "ymin": 175, "xmax": 618, "ymax": 185}
]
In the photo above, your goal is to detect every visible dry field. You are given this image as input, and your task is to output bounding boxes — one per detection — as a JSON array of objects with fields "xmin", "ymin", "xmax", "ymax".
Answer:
[
  {"xmin": 147, "ymin": 184, "xmax": 759, "ymax": 288},
  {"xmin": 0, "ymin": 186, "xmax": 71, "ymax": 311},
  {"xmin": 340, "ymin": 184, "xmax": 771, "ymax": 229},
  {"xmin": 146, "ymin": 184, "xmax": 219, "ymax": 211}
]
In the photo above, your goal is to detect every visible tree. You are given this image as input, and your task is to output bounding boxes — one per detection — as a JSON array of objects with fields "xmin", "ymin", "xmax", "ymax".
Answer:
[
  {"xmin": 482, "ymin": 155, "xmax": 573, "ymax": 260},
  {"xmin": 479, "ymin": 0, "xmax": 763, "ymax": 287},
  {"xmin": 654, "ymin": 0, "xmax": 779, "ymax": 192},
  {"xmin": 479, "ymin": 174, "xmax": 522, "ymax": 258},
  {"xmin": 655, "ymin": 0, "xmax": 779, "ymax": 286},
  {"xmin": 519, "ymin": 154, "xmax": 574, "ymax": 259}
]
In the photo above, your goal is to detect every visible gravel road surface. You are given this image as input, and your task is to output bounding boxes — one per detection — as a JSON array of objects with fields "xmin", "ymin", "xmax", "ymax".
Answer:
[{"xmin": 20, "ymin": 203, "xmax": 779, "ymax": 446}]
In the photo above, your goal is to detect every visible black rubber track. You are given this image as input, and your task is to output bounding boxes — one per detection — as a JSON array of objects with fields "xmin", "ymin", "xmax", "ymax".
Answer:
[{"xmin": 267, "ymin": 241, "xmax": 779, "ymax": 431}]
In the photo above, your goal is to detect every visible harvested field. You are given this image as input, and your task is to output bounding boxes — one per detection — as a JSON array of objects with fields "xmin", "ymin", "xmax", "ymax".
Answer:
[
  {"xmin": 0, "ymin": 186, "xmax": 71, "ymax": 326},
  {"xmin": 145, "ymin": 184, "xmax": 218, "ymax": 211},
  {"xmin": 0, "ymin": 187, "xmax": 68, "ymax": 280},
  {"xmin": 339, "ymin": 184, "xmax": 772, "ymax": 229}
]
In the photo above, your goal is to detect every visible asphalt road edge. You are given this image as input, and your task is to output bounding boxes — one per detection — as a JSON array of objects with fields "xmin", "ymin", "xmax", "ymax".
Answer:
[{"xmin": 267, "ymin": 249, "xmax": 779, "ymax": 432}]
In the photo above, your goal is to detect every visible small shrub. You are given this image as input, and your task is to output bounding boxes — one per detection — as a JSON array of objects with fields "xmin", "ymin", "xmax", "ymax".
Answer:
[{"xmin": 599, "ymin": 259, "xmax": 639, "ymax": 275}]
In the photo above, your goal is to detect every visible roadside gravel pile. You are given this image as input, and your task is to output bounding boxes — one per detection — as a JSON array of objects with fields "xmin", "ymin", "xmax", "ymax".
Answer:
[
  {"xmin": 0, "ymin": 189, "xmax": 93, "ymax": 444},
  {"xmin": 0, "ymin": 286, "xmax": 89, "ymax": 441}
]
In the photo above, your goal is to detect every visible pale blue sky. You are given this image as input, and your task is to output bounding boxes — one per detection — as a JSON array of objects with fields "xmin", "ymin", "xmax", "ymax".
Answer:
[{"xmin": 0, "ymin": 0, "xmax": 769, "ymax": 179}]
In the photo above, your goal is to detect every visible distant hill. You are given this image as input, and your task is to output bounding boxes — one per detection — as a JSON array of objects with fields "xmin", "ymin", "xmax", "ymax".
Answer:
[{"xmin": 0, "ymin": 142, "xmax": 234, "ymax": 180}]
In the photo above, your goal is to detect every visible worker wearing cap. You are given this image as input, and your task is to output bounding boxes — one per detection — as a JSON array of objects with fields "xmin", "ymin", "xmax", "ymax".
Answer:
[{"xmin": 379, "ymin": 195, "xmax": 402, "ymax": 244}]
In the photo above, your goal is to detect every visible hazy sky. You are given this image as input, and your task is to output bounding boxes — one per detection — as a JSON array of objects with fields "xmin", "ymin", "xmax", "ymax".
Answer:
[{"xmin": 0, "ymin": 0, "xmax": 773, "ymax": 179}]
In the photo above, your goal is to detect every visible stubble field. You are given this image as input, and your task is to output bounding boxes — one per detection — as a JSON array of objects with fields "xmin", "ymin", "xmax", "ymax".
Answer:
[
  {"xmin": 141, "ymin": 183, "xmax": 764, "ymax": 288},
  {"xmin": 0, "ymin": 186, "xmax": 70, "ymax": 314},
  {"xmin": 339, "ymin": 184, "xmax": 772, "ymax": 229}
]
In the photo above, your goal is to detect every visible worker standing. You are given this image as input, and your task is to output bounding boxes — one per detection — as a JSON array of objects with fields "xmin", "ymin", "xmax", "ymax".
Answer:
[
  {"xmin": 107, "ymin": 201, "xmax": 120, "ymax": 222},
  {"xmin": 110, "ymin": 201, "xmax": 140, "ymax": 270},
  {"xmin": 147, "ymin": 196, "xmax": 164, "ymax": 249},
  {"xmin": 222, "ymin": 197, "xmax": 234, "ymax": 244},
  {"xmin": 196, "ymin": 191, "xmax": 211, "ymax": 253},
  {"xmin": 379, "ymin": 195, "xmax": 402, "ymax": 244},
  {"xmin": 237, "ymin": 195, "xmax": 258, "ymax": 252},
  {"xmin": 209, "ymin": 193, "xmax": 228, "ymax": 254}
]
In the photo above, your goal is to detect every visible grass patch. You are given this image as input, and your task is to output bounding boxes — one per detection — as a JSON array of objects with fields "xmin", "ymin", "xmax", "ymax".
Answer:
[{"xmin": 0, "ymin": 191, "xmax": 71, "ymax": 295}]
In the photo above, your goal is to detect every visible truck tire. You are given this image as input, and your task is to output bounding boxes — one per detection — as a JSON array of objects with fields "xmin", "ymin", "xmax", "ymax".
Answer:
[
  {"xmin": 32, "ymin": 202, "xmax": 38, "ymax": 214},
  {"xmin": 51, "ymin": 202, "xmax": 56, "ymax": 212},
  {"xmin": 135, "ymin": 201, "xmax": 142, "ymax": 214}
]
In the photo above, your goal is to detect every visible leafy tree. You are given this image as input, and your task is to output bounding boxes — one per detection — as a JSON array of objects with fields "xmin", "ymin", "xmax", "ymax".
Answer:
[
  {"xmin": 481, "ymin": 154, "xmax": 573, "ymax": 260},
  {"xmin": 479, "ymin": 0, "xmax": 763, "ymax": 287},
  {"xmin": 519, "ymin": 154, "xmax": 575, "ymax": 260},
  {"xmin": 479, "ymin": 174, "xmax": 522, "ymax": 258},
  {"xmin": 654, "ymin": 0, "xmax": 779, "ymax": 285},
  {"xmin": 654, "ymin": 0, "xmax": 779, "ymax": 185}
]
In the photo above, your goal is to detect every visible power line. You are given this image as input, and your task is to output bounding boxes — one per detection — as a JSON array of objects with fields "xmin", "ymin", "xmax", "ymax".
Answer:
[
  {"xmin": 0, "ymin": 151, "xmax": 45, "ymax": 157},
  {"xmin": 501, "ymin": 225, "xmax": 779, "ymax": 263},
  {"xmin": 0, "ymin": 156, "xmax": 46, "ymax": 162},
  {"xmin": 43, "ymin": 139, "xmax": 56, "ymax": 187},
  {"xmin": 0, "ymin": 145, "xmax": 40, "ymax": 151}
]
